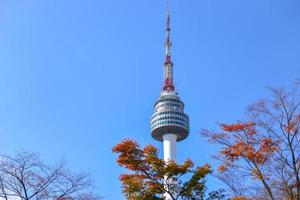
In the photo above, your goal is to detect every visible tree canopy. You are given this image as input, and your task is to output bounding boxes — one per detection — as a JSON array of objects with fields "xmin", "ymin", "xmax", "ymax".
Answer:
[
  {"xmin": 0, "ymin": 151, "xmax": 101, "ymax": 200},
  {"xmin": 113, "ymin": 139, "xmax": 225, "ymax": 200},
  {"xmin": 202, "ymin": 84, "xmax": 300, "ymax": 200}
]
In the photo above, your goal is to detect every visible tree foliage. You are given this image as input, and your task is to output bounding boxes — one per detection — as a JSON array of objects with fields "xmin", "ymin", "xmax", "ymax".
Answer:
[
  {"xmin": 112, "ymin": 139, "xmax": 226, "ymax": 200},
  {"xmin": 202, "ymin": 83, "xmax": 300, "ymax": 200},
  {"xmin": 0, "ymin": 151, "xmax": 101, "ymax": 200}
]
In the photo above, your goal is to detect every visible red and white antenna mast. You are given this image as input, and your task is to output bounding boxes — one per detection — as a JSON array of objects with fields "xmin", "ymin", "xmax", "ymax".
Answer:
[{"xmin": 163, "ymin": 0, "xmax": 175, "ymax": 92}]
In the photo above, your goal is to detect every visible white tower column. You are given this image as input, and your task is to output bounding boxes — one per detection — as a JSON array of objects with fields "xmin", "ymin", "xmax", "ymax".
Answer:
[
  {"xmin": 163, "ymin": 134, "xmax": 177, "ymax": 200},
  {"xmin": 163, "ymin": 134, "xmax": 177, "ymax": 162}
]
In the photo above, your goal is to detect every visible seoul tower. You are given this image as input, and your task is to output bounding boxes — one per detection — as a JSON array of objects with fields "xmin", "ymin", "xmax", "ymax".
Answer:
[{"xmin": 150, "ymin": 0, "xmax": 190, "ymax": 199}]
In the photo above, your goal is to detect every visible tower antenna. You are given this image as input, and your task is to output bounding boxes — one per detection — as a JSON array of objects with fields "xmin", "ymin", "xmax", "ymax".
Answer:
[
  {"xmin": 167, "ymin": 0, "xmax": 170, "ymax": 15},
  {"xmin": 163, "ymin": 0, "xmax": 175, "ymax": 92}
]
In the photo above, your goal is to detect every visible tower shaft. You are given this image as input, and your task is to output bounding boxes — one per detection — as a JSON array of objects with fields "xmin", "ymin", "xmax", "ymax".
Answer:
[
  {"xmin": 163, "ymin": 134, "xmax": 177, "ymax": 162},
  {"xmin": 163, "ymin": 134, "xmax": 177, "ymax": 200}
]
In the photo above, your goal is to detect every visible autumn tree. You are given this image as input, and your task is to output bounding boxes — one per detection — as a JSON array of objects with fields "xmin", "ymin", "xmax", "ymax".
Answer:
[
  {"xmin": 202, "ymin": 83, "xmax": 300, "ymax": 200},
  {"xmin": 112, "ymin": 139, "xmax": 226, "ymax": 200},
  {"xmin": 0, "ymin": 151, "xmax": 101, "ymax": 200}
]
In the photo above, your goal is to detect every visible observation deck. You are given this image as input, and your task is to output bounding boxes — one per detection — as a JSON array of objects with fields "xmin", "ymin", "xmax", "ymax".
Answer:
[{"xmin": 151, "ymin": 91, "xmax": 189, "ymax": 142}]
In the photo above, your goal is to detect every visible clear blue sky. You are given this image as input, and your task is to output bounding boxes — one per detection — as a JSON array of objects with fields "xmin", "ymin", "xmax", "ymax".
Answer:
[{"xmin": 0, "ymin": 0, "xmax": 299, "ymax": 199}]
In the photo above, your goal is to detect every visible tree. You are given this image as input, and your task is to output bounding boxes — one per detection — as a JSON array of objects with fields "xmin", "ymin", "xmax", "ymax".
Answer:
[
  {"xmin": 112, "ymin": 139, "xmax": 226, "ymax": 200},
  {"xmin": 202, "ymin": 83, "xmax": 300, "ymax": 200},
  {"xmin": 0, "ymin": 151, "xmax": 101, "ymax": 200}
]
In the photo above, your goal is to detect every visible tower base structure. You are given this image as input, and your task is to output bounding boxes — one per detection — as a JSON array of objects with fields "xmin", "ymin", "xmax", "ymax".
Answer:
[{"xmin": 163, "ymin": 134, "xmax": 177, "ymax": 200}]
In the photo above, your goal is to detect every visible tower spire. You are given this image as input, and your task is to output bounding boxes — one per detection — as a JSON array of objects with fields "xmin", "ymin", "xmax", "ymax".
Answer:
[{"xmin": 163, "ymin": 0, "xmax": 175, "ymax": 92}]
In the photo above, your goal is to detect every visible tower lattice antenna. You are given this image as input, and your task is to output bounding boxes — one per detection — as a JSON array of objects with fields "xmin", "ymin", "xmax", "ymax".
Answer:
[
  {"xmin": 166, "ymin": 0, "xmax": 171, "ymax": 63},
  {"xmin": 163, "ymin": 0, "xmax": 175, "ymax": 92}
]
